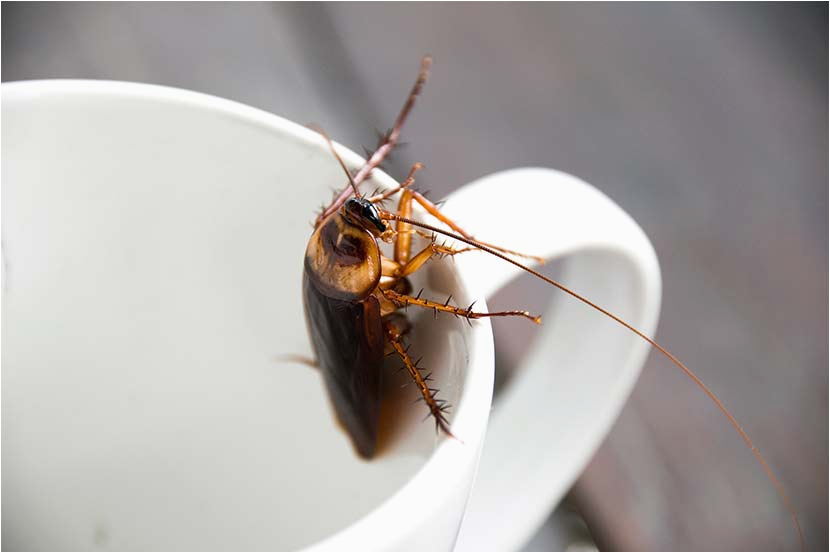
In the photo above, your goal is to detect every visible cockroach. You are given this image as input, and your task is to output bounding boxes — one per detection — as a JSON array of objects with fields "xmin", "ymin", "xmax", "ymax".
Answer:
[{"xmin": 301, "ymin": 56, "xmax": 804, "ymax": 549}]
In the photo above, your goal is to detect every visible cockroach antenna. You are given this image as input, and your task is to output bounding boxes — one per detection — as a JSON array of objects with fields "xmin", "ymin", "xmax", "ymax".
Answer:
[
  {"xmin": 312, "ymin": 126, "xmax": 361, "ymax": 198},
  {"xmin": 378, "ymin": 209, "xmax": 805, "ymax": 550}
]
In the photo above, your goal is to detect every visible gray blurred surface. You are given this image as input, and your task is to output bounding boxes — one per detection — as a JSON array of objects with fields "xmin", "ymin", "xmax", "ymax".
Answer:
[{"xmin": 3, "ymin": 3, "xmax": 827, "ymax": 550}]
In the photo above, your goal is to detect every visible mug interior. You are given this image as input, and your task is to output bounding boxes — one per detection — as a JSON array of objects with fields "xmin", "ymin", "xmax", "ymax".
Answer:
[{"xmin": 1, "ymin": 82, "xmax": 483, "ymax": 550}]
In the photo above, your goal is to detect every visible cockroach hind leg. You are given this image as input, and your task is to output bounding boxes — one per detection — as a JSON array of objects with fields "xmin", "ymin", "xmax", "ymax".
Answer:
[{"xmin": 383, "ymin": 319, "xmax": 461, "ymax": 444}]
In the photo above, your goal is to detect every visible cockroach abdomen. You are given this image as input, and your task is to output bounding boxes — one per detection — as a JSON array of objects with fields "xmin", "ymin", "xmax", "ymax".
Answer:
[{"xmin": 303, "ymin": 272, "xmax": 384, "ymax": 458}]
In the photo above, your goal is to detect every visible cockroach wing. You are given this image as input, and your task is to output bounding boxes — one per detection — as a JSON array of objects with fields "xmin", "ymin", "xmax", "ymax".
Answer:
[{"xmin": 302, "ymin": 272, "xmax": 384, "ymax": 458}]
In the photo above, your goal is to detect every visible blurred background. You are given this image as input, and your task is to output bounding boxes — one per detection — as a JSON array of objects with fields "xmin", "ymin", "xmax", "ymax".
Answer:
[{"xmin": 3, "ymin": 2, "xmax": 826, "ymax": 550}]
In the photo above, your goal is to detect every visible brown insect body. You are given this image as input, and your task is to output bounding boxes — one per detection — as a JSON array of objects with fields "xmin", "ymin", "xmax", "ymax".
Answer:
[
  {"xmin": 303, "ymin": 213, "xmax": 385, "ymax": 457},
  {"xmin": 304, "ymin": 202, "xmax": 445, "ymax": 458}
]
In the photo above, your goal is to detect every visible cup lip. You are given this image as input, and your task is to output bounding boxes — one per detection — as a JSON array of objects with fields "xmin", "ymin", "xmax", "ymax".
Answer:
[{"xmin": 2, "ymin": 79, "xmax": 496, "ymax": 550}]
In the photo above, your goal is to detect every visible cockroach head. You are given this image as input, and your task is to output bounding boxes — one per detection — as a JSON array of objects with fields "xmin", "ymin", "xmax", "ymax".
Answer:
[{"xmin": 343, "ymin": 197, "xmax": 388, "ymax": 235}]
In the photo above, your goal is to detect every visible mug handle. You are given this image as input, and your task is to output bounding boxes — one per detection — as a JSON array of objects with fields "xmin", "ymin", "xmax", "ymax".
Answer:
[{"xmin": 437, "ymin": 168, "xmax": 662, "ymax": 551}]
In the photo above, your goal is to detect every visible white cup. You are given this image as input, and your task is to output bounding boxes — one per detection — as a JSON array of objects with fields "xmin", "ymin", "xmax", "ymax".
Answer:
[{"xmin": 2, "ymin": 81, "xmax": 661, "ymax": 551}]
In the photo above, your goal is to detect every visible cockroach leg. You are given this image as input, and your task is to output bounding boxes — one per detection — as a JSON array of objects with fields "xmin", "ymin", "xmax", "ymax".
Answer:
[
  {"xmin": 316, "ymin": 56, "xmax": 432, "ymax": 224},
  {"xmin": 383, "ymin": 319, "xmax": 455, "ymax": 437},
  {"xmin": 393, "ymin": 240, "xmax": 475, "ymax": 278},
  {"xmin": 430, "ymin": 242, "xmax": 478, "ymax": 257},
  {"xmin": 380, "ymin": 255, "xmax": 401, "ymax": 277},
  {"xmin": 410, "ymin": 229, "xmax": 479, "ymax": 256},
  {"xmin": 382, "ymin": 288, "xmax": 542, "ymax": 325},
  {"xmin": 394, "ymin": 242, "xmax": 437, "ymax": 278},
  {"xmin": 394, "ymin": 189, "xmax": 415, "ymax": 264}
]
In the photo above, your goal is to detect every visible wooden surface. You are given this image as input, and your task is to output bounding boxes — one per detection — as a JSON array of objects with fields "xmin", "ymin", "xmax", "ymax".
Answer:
[{"xmin": 3, "ymin": 3, "xmax": 826, "ymax": 550}]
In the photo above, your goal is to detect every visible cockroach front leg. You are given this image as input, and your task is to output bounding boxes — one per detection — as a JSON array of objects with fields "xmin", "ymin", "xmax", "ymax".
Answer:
[
  {"xmin": 382, "ymin": 289, "xmax": 542, "ymax": 324},
  {"xmin": 379, "ymin": 234, "xmax": 474, "ymax": 284},
  {"xmin": 393, "ymin": 240, "xmax": 477, "ymax": 279},
  {"xmin": 383, "ymin": 318, "xmax": 454, "ymax": 437},
  {"xmin": 389, "ymin": 242, "xmax": 469, "ymax": 278}
]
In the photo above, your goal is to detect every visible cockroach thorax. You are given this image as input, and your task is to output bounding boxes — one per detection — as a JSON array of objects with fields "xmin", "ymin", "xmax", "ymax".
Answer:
[{"xmin": 304, "ymin": 213, "xmax": 382, "ymax": 301}]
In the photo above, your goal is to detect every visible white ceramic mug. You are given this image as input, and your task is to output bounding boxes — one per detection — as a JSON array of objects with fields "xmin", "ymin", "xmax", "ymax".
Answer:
[{"xmin": 2, "ymin": 81, "xmax": 660, "ymax": 551}]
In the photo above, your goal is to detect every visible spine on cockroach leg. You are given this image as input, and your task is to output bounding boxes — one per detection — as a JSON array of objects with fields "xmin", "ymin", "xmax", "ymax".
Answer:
[{"xmin": 383, "ymin": 320, "xmax": 456, "ymax": 439}]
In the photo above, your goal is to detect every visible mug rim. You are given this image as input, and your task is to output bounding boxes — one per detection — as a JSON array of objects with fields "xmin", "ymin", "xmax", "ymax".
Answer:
[{"xmin": 1, "ymin": 79, "xmax": 496, "ymax": 550}]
